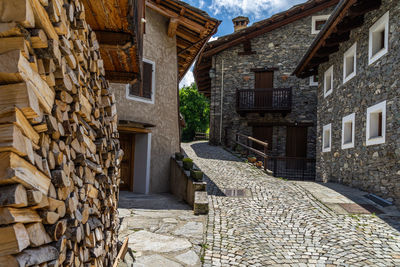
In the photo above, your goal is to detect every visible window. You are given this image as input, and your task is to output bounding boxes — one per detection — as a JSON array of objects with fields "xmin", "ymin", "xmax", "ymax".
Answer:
[
  {"xmin": 342, "ymin": 113, "xmax": 355, "ymax": 149},
  {"xmin": 126, "ymin": 58, "xmax": 155, "ymax": 104},
  {"xmin": 310, "ymin": 75, "xmax": 318, "ymax": 86},
  {"xmin": 312, "ymin": 15, "xmax": 330, "ymax": 34},
  {"xmin": 322, "ymin": 123, "xmax": 331, "ymax": 152},
  {"xmin": 369, "ymin": 11, "xmax": 389, "ymax": 65},
  {"xmin": 324, "ymin": 65, "xmax": 333, "ymax": 98},
  {"xmin": 343, "ymin": 43, "xmax": 357, "ymax": 83},
  {"xmin": 366, "ymin": 101, "xmax": 386, "ymax": 146}
]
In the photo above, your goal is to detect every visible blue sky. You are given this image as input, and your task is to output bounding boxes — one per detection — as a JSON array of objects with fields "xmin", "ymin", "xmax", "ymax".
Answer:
[{"xmin": 179, "ymin": 0, "xmax": 306, "ymax": 88}]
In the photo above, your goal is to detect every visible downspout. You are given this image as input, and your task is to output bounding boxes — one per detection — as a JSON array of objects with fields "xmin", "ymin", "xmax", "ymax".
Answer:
[{"xmin": 219, "ymin": 59, "xmax": 224, "ymax": 145}]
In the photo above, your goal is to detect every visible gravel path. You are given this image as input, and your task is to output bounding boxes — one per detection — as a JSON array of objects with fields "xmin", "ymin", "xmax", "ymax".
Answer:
[{"xmin": 182, "ymin": 141, "xmax": 400, "ymax": 267}]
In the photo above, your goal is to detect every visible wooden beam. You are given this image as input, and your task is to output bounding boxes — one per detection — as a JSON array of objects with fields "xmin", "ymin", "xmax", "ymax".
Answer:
[
  {"xmin": 348, "ymin": 0, "xmax": 381, "ymax": 17},
  {"xmin": 336, "ymin": 16, "xmax": 364, "ymax": 34},
  {"xmin": 315, "ymin": 45, "xmax": 339, "ymax": 57},
  {"xmin": 105, "ymin": 71, "xmax": 138, "ymax": 83},
  {"xmin": 146, "ymin": 0, "xmax": 206, "ymax": 34},
  {"xmin": 324, "ymin": 32, "xmax": 350, "ymax": 46},
  {"xmin": 118, "ymin": 126, "xmax": 151, "ymax": 134},
  {"xmin": 167, "ymin": 18, "xmax": 179, "ymax": 37},
  {"xmin": 95, "ymin": 31, "xmax": 132, "ymax": 46}
]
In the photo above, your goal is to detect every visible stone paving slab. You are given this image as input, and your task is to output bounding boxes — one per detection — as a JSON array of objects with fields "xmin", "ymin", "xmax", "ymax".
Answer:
[
  {"xmin": 182, "ymin": 141, "xmax": 400, "ymax": 267},
  {"xmin": 117, "ymin": 192, "xmax": 206, "ymax": 267}
]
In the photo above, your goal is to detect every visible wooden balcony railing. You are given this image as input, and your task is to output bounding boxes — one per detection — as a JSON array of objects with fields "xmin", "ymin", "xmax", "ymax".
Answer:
[{"xmin": 236, "ymin": 88, "xmax": 292, "ymax": 114}]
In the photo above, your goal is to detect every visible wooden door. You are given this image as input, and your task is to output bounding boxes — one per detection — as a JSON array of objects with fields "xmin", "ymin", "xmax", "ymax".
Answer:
[
  {"xmin": 119, "ymin": 133, "xmax": 135, "ymax": 191},
  {"xmin": 255, "ymin": 71, "xmax": 274, "ymax": 108},
  {"xmin": 252, "ymin": 126, "xmax": 273, "ymax": 152},
  {"xmin": 286, "ymin": 127, "xmax": 307, "ymax": 158},
  {"xmin": 255, "ymin": 71, "xmax": 273, "ymax": 89}
]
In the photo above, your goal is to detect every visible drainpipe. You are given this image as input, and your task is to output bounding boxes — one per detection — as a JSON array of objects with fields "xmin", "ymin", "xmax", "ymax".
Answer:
[{"xmin": 219, "ymin": 60, "xmax": 224, "ymax": 145}]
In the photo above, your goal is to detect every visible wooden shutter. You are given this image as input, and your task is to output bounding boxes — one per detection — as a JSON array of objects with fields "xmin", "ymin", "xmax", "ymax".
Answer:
[
  {"xmin": 129, "ymin": 81, "xmax": 140, "ymax": 96},
  {"xmin": 378, "ymin": 112, "xmax": 383, "ymax": 136},
  {"xmin": 142, "ymin": 61, "xmax": 153, "ymax": 99}
]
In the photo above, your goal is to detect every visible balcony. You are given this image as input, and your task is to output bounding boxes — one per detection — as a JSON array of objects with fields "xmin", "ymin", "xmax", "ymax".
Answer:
[{"xmin": 236, "ymin": 88, "xmax": 292, "ymax": 115}]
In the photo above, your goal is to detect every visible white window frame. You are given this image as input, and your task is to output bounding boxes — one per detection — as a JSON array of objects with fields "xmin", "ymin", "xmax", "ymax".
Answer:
[
  {"xmin": 343, "ymin": 43, "xmax": 357, "ymax": 84},
  {"xmin": 341, "ymin": 113, "xmax": 355, "ymax": 149},
  {"xmin": 311, "ymin": 15, "xmax": 330, "ymax": 34},
  {"xmin": 324, "ymin": 65, "xmax": 333, "ymax": 98},
  {"xmin": 126, "ymin": 58, "xmax": 156, "ymax": 104},
  {"xmin": 310, "ymin": 75, "xmax": 318, "ymax": 86},
  {"xmin": 368, "ymin": 11, "xmax": 389, "ymax": 65},
  {"xmin": 366, "ymin": 100, "xmax": 386, "ymax": 146},
  {"xmin": 322, "ymin": 123, "xmax": 332, "ymax": 153}
]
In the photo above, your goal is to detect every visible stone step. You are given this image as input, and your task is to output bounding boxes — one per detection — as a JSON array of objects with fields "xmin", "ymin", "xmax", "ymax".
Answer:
[{"xmin": 194, "ymin": 191, "xmax": 208, "ymax": 215}]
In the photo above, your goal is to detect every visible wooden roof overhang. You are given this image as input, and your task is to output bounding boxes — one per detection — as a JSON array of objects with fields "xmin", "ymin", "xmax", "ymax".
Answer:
[
  {"xmin": 146, "ymin": 0, "xmax": 220, "ymax": 80},
  {"xmin": 82, "ymin": 0, "xmax": 145, "ymax": 83},
  {"xmin": 193, "ymin": 0, "xmax": 340, "ymax": 97},
  {"xmin": 294, "ymin": 0, "xmax": 382, "ymax": 78}
]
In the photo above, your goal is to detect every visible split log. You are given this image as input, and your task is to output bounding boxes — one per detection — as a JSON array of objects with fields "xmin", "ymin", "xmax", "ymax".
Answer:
[
  {"xmin": 0, "ymin": 184, "xmax": 28, "ymax": 208},
  {"xmin": 0, "ymin": 207, "xmax": 41, "ymax": 225},
  {"xmin": 15, "ymin": 245, "xmax": 59, "ymax": 266},
  {"xmin": 25, "ymin": 222, "xmax": 52, "ymax": 247},
  {"xmin": 0, "ymin": 223, "xmax": 30, "ymax": 256}
]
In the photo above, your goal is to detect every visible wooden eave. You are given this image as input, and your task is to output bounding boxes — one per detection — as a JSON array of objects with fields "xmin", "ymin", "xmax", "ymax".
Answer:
[
  {"xmin": 145, "ymin": 0, "xmax": 220, "ymax": 80},
  {"xmin": 82, "ymin": 0, "xmax": 144, "ymax": 83},
  {"xmin": 194, "ymin": 0, "xmax": 340, "ymax": 97},
  {"xmin": 294, "ymin": 0, "xmax": 382, "ymax": 78}
]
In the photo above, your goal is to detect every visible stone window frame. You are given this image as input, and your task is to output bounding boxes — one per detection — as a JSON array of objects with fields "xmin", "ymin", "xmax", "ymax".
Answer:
[
  {"xmin": 341, "ymin": 113, "xmax": 355, "ymax": 150},
  {"xmin": 311, "ymin": 15, "xmax": 330, "ymax": 34},
  {"xmin": 310, "ymin": 75, "xmax": 318, "ymax": 86},
  {"xmin": 322, "ymin": 123, "xmax": 332, "ymax": 153},
  {"xmin": 368, "ymin": 11, "xmax": 389, "ymax": 65},
  {"xmin": 125, "ymin": 58, "xmax": 156, "ymax": 104},
  {"xmin": 323, "ymin": 65, "xmax": 334, "ymax": 98},
  {"xmin": 366, "ymin": 100, "xmax": 386, "ymax": 146},
  {"xmin": 343, "ymin": 42, "xmax": 357, "ymax": 84}
]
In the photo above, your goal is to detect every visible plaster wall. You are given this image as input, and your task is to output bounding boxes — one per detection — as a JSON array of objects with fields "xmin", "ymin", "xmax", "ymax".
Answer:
[
  {"xmin": 110, "ymin": 8, "xmax": 180, "ymax": 193},
  {"xmin": 316, "ymin": 0, "xmax": 400, "ymax": 206}
]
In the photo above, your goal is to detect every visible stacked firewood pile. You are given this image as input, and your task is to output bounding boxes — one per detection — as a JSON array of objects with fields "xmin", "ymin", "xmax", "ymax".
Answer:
[{"xmin": 0, "ymin": 0, "xmax": 123, "ymax": 266}]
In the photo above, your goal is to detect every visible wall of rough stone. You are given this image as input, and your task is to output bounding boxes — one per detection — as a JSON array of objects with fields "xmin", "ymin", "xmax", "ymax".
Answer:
[
  {"xmin": 110, "ymin": 8, "xmax": 180, "ymax": 193},
  {"xmin": 316, "ymin": 0, "xmax": 400, "ymax": 206},
  {"xmin": 209, "ymin": 7, "xmax": 334, "ymax": 159}
]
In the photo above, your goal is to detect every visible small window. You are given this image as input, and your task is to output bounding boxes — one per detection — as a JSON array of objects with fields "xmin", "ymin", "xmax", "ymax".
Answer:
[
  {"xmin": 324, "ymin": 65, "xmax": 333, "ymax": 98},
  {"xmin": 322, "ymin": 123, "xmax": 331, "ymax": 152},
  {"xmin": 366, "ymin": 101, "xmax": 386, "ymax": 146},
  {"xmin": 343, "ymin": 43, "xmax": 357, "ymax": 83},
  {"xmin": 126, "ymin": 59, "xmax": 155, "ymax": 104},
  {"xmin": 312, "ymin": 15, "xmax": 330, "ymax": 34},
  {"xmin": 310, "ymin": 75, "xmax": 318, "ymax": 86},
  {"xmin": 369, "ymin": 11, "xmax": 389, "ymax": 65},
  {"xmin": 342, "ymin": 113, "xmax": 355, "ymax": 149}
]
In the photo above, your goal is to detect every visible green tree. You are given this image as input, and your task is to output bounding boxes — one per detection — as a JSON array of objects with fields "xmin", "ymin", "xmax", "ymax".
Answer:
[{"xmin": 179, "ymin": 83, "xmax": 210, "ymax": 142}]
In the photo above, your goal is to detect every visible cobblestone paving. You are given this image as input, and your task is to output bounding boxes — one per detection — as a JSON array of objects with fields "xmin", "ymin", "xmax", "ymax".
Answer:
[{"xmin": 182, "ymin": 141, "xmax": 400, "ymax": 267}]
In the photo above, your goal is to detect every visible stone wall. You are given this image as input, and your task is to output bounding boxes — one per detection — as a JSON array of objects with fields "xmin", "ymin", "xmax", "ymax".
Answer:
[
  {"xmin": 110, "ymin": 8, "xmax": 180, "ymax": 193},
  {"xmin": 209, "ymin": 7, "xmax": 334, "ymax": 159},
  {"xmin": 316, "ymin": 0, "xmax": 400, "ymax": 206}
]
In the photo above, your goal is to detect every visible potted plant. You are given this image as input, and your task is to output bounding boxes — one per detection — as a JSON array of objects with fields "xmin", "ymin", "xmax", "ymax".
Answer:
[
  {"xmin": 248, "ymin": 156, "xmax": 257, "ymax": 163},
  {"xmin": 190, "ymin": 169, "xmax": 203, "ymax": 181},
  {"xmin": 255, "ymin": 161, "xmax": 263, "ymax": 168},
  {"xmin": 175, "ymin": 152, "xmax": 184, "ymax": 161},
  {"xmin": 182, "ymin": 158, "xmax": 193, "ymax": 170}
]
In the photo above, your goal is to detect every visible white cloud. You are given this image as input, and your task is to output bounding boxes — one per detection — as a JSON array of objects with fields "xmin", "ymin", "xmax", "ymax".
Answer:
[
  {"xmin": 210, "ymin": 0, "xmax": 305, "ymax": 19},
  {"xmin": 208, "ymin": 36, "xmax": 218, "ymax": 42},
  {"xmin": 179, "ymin": 68, "xmax": 195, "ymax": 88},
  {"xmin": 199, "ymin": 0, "xmax": 205, "ymax": 8}
]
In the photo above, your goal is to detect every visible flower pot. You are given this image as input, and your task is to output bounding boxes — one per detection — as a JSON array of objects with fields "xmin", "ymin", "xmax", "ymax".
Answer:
[
  {"xmin": 175, "ymin": 152, "xmax": 184, "ymax": 161},
  {"xmin": 190, "ymin": 170, "xmax": 203, "ymax": 181},
  {"xmin": 255, "ymin": 161, "xmax": 263, "ymax": 168},
  {"xmin": 248, "ymin": 157, "xmax": 257, "ymax": 163},
  {"xmin": 183, "ymin": 161, "xmax": 193, "ymax": 170}
]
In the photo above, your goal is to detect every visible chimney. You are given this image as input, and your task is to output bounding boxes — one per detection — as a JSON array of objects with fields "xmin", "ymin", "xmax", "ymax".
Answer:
[{"xmin": 232, "ymin": 16, "xmax": 250, "ymax": 32}]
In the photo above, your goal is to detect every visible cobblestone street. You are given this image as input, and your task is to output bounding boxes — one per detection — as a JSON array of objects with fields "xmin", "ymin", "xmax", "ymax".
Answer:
[{"xmin": 182, "ymin": 141, "xmax": 400, "ymax": 267}]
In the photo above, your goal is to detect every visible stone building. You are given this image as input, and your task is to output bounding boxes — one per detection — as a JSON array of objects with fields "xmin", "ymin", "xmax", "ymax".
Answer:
[
  {"xmin": 295, "ymin": 0, "xmax": 399, "ymax": 206},
  {"xmin": 109, "ymin": 0, "xmax": 219, "ymax": 193},
  {"xmin": 194, "ymin": 0, "xmax": 339, "ymax": 179}
]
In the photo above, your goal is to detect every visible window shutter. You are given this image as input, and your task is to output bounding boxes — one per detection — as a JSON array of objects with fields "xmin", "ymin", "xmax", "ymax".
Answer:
[
  {"xmin": 129, "ymin": 81, "xmax": 140, "ymax": 96},
  {"xmin": 143, "ymin": 61, "xmax": 153, "ymax": 99},
  {"xmin": 378, "ymin": 112, "xmax": 383, "ymax": 137}
]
